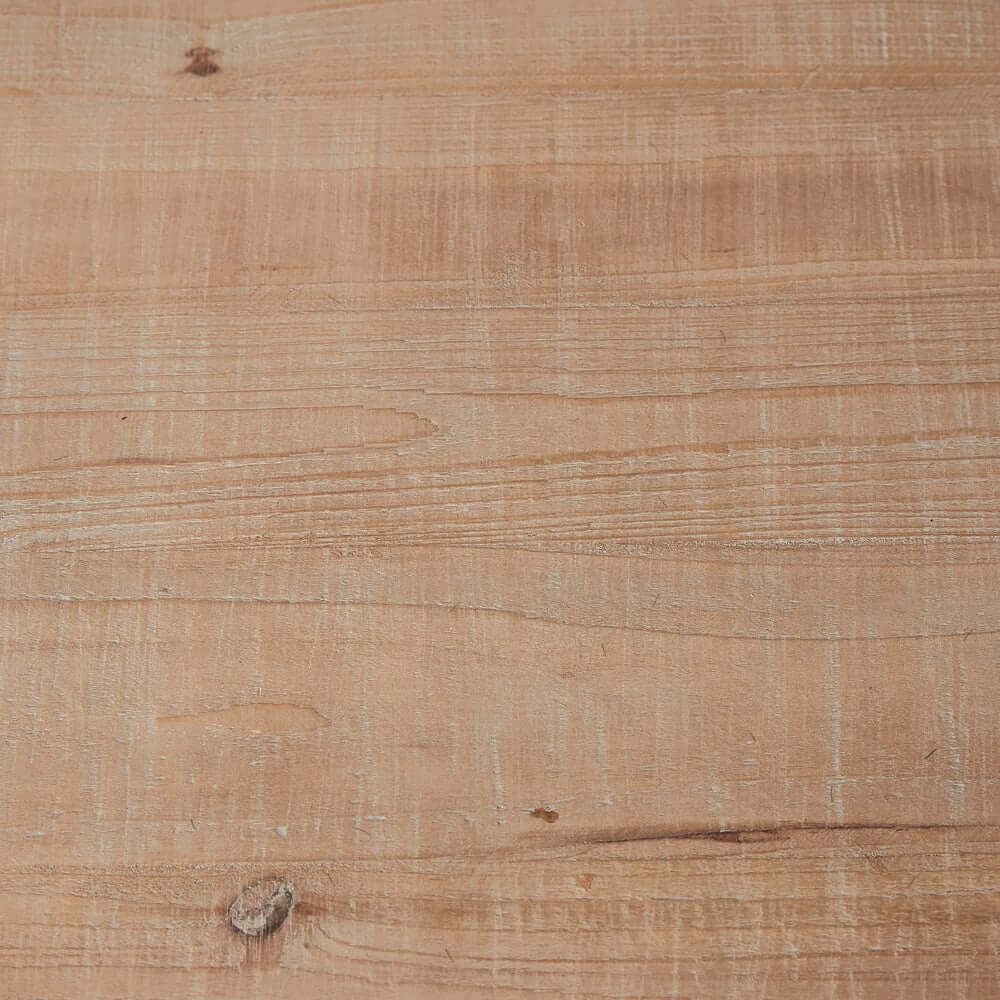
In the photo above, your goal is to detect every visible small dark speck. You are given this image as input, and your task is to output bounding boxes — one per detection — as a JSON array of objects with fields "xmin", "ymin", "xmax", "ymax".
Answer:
[
  {"xmin": 530, "ymin": 806, "xmax": 559, "ymax": 824},
  {"xmin": 121, "ymin": 415, "xmax": 128, "ymax": 420}
]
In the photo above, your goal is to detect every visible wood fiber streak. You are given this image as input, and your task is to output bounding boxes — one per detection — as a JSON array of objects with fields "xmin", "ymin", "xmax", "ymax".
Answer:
[{"xmin": 1, "ymin": 0, "xmax": 998, "ymax": 997}]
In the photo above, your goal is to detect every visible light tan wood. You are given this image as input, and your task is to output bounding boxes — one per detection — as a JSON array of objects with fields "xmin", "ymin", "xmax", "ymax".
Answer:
[{"xmin": 2, "ymin": 1, "xmax": 999, "ymax": 997}]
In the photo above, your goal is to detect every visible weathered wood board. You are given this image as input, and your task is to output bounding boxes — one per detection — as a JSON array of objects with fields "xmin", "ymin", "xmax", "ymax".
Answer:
[{"xmin": 2, "ymin": 1, "xmax": 999, "ymax": 996}]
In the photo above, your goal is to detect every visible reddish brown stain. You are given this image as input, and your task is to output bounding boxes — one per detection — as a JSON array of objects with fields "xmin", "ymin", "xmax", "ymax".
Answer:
[
  {"xmin": 575, "ymin": 874, "xmax": 593, "ymax": 890},
  {"xmin": 530, "ymin": 806, "xmax": 559, "ymax": 824},
  {"xmin": 185, "ymin": 47, "xmax": 220, "ymax": 76}
]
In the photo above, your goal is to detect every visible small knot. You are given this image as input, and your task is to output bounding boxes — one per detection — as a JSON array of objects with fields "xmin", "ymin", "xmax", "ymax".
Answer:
[
  {"xmin": 228, "ymin": 877, "xmax": 294, "ymax": 937},
  {"xmin": 185, "ymin": 47, "xmax": 220, "ymax": 76}
]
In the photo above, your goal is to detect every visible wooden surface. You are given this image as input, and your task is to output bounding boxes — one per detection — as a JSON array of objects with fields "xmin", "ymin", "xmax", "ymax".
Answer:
[{"xmin": 2, "ymin": 1, "xmax": 999, "ymax": 997}]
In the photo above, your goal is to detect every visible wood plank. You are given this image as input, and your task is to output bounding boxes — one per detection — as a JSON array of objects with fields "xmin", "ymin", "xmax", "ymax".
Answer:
[
  {"xmin": 3, "ymin": 1, "xmax": 999, "ymax": 98},
  {"xmin": 2, "ymin": 547, "xmax": 999, "ymax": 866},
  {"xmin": 2, "ymin": 829, "xmax": 998, "ymax": 998},
  {"xmin": 4, "ymin": 158, "xmax": 998, "ymax": 295},
  {"xmin": 4, "ymin": 89, "xmax": 1000, "ymax": 173}
]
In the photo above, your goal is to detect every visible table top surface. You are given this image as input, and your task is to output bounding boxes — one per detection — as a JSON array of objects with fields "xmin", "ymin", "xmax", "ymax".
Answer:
[{"xmin": 2, "ymin": 1, "xmax": 998, "ymax": 997}]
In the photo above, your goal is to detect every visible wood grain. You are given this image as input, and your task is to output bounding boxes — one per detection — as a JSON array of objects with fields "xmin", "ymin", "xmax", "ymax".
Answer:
[{"xmin": 1, "ymin": 0, "xmax": 999, "ymax": 997}]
